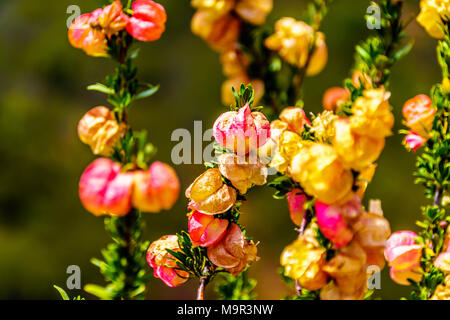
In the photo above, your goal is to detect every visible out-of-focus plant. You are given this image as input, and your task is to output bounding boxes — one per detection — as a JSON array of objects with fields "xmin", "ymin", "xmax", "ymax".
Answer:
[
  {"xmin": 190, "ymin": 0, "xmax": 331, "ymax": 118},
  {"xmin": 266, "ymin": 0, "xmax": 414, "ymax": 300},
  {"xmin": 385, "ymin": 0, "xmax": 450, "ymax": 300},
  {"xmin": 68, "ymin": 0, "xmax": 180, "ymax": 300}
]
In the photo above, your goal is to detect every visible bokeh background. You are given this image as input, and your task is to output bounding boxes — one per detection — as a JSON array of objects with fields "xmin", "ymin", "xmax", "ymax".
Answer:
[{"xmin": 0, "ymin": 0, "xmax": 438, "ymax": 299}]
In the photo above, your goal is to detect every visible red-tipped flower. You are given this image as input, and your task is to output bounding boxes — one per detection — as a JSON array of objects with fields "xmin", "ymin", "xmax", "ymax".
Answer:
[
  {"xmin": 188, "ymin": 211, "xmax": 229, "ymax": 247},
  {"xmin": 127, "ymin": 0, "xmax": 167, "ymax": 41}
]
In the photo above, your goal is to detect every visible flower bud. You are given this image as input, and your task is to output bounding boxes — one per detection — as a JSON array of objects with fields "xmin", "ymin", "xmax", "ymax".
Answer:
[
  {"xmin": 132, "ymin": 162, "xmax": 180, "ymax": 213},
  {"xmin": 280, "ymin": 227, "xmax": 328, "ymax": 290},
  {"xmin": 79, "ymin": 158, "xmax": 133, "ymax": 216},
  {"xmin": 235, "ymin": 0, "xmax": 273, "ymax": 25},
  {"xmin": 315, "ymin": 200, "xmax": 355, "ymax": 248},
  {"xmin": 78, "ymin": 106, "xmax": 126, "ymax": 156},
  {"xmin": 350, "ymin": 88, "xmax": 394, "ymax": 139},
  {"xmin": 332, "ymin": 117, "xmax": 385, "ymax": 171},
  {"xmin": 286, "ymin": 189, "xmax": 307, "ymax": 227},
  {"xmin": 352, "ymin": 71, "xmax": 372, "ymax": 89},
  {"xmin": 322, "ymin": 87, "xmax": 349, "ymax": 111},
  {"xmin": 402, "ymin": 94, "xmax": 436, "ymax": 137},
  {"xmin": 188, "ymin": 211, "xmax": 229, "ymax": 247},
  {"xmin": 279, "ymin": 107, "xmax": 311, "ymax": 135},
  {"xmin": 289, "ymin": 143, "xmax": 353, "ymax": 204},
  {"xmin": 147, "ymin": 235, "xmax": 189, "ymax": 287},
  {"xmin": 127, "ymin": 0, "xmax": 167, "ymax": 42},
  {"xmin": 191, "ymin": 11, "xmax": 240, "ymax": 52},
  {"xmin": 186, "ymin": 168, "xmax": 237, "ymax": 214},
  {"xmin": 213, "ymin": 103, "xmax": 270, "ymax": 155},
  {"xmin": 98, "ymin": 1, "xmax": 129, "ymax": 38},
  {"xmin": 221, "ymin": 74, "xmax": 265, "ymax": 106},
  {"xmin": 68, "ymin": 13, "xmax": 107, "ymax": 57},
  {"xmin": 404, "ymin": 131, "xmax": 427, "ymax": 152},
  {"xmin": 217, "ymin": 153, "xmax": 267, "ymax": 194},
  {"xmin": 207, "ymin": 223, "xmax": 258, "ymax": 275}
]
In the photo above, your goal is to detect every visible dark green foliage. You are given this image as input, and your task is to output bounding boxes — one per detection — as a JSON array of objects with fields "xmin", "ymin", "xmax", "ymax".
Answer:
[
  {"xmin": 85, "ymin": 210, "xmax": 151, "ymax": 300},
  {"xmin": 215, "ymin": 271, "xmax": 257, "ymax": 300}
]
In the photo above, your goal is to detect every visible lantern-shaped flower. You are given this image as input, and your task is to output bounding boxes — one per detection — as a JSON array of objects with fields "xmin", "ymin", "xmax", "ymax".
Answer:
[
  {"xmin": 79, "ymin": 158, "xmax": 134, "ymax": 216},
  {"xmin": 279, "ymin": 107, "xmax": 311, "ymax": 135},
  {"xmin": 68, "ymin": 12, "xmax": 107, "ymax": 57},
  {"xmin": 213, "ymin": 103, "xmax": 271, "ymax": 155},
  {"xmin": 235, "ymin": 0, "xmax": 273, "ymax": 25},
  {"xmin": 132, "ymin": 162, "xmax": 180, "ymax": 213},
  {"xmin": 186, "ymin": 168, "xmax": 237, "ymax": 214},
  {"xmin": 207, "ymin": 223, "xmax": 258, "ymax": 275},
  {"xmin": 402, "ymin": 94, "xmax": 436, "ymax": 138},
  {"xmin": 188, "ymin": 211, "xmax": 229, "ymax": 247},
  {"xmin": 78, "ymin": 106, "xmax": 127, "ymax": 156},
  {"xmin": 147, "ymin": 235, "xmax": 189, "ymax": 287},
  {"xmin": 98, "ymin": 1, "xmax": 129, "ymax": 38},
  {"xmin": 127, "ymin": 0, "xmax": 167, "ymax": 42},
  {"xmin": 286, "ymin": 189, "xmax": 307, "ymax": 227},
  {"xmin": 417, "ymin": 0, "xmax": 450, "ymax": 39}
]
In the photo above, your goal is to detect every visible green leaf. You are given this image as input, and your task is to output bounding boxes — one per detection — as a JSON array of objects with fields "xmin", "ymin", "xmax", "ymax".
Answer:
[
  {"xmin": 135, "ymin": 84, "xmax": 160, "ymax": 100},
  {"xmin": 53, "ymin": 285, "xmax": 70, "ymax": 300},
  {"xmin": 87, "ymin": 83, "xmax": 115, "ymax": 95}
]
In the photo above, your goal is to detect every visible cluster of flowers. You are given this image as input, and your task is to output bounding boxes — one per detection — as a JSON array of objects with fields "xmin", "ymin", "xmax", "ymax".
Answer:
[
  {"xmin": 68, "ymin": 0, "xmax": 166, "ymax": 57},
  {"xmin": 268, "ymin": 73, "xmax": 394, "ymax": 299},
  {"xmin": 385, "ymin": 228, "xmax": 450, "ymax": 299},
  {"xmin": 190, "ymin": 0, "xmax": 272, "ymax": 106},
  {"xmin": 70, "ymin": 2, "xmax": 179, "ymax": 219},
  {"xmin": 190, "ymin": 0, "xmax": 328, "ymax": 107},
  {"xmin": 146, "ymin": 101, "xmax": 272, "ymax": 287}
]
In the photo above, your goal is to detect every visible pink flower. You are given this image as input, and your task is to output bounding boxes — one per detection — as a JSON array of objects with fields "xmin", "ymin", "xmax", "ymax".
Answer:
[
  {"xmin": 286, "ymin": 189, "xmax": 307, "ymax": 226},
  {"xmin": 127, "ymin": 0, "xmax": 167, "ymax": 42},
  {"xmin": 147, "ymin": 235, "xmax": 189, "ymax": 287},
  {"xmin": 315, "ymin": 196, "xmax": 362, "ymax": 248},
  {"xmin": 68, "ymin": 12, "xmax": 107, "ymax": 57},
  {"xmin": 213, "ymin": 103, "xmax": 271, "ymax": 155},
  {"xmin": 132, "ymin": 162, "xmax": 180, "ymax": 213},
  {"xmin": 188, "ymin": 211, "xmax": 229, "ymax": 247},
  {"xmin": 404, "ymin": 131, "xmax": 427, "ymax": 152},
  {"xmin": 79, "ymin": 158, "xmax": 133, "ymax": 216},
  {"xmin": 384, "ymin": 231, "xmax": 424, "ymax": 285}
]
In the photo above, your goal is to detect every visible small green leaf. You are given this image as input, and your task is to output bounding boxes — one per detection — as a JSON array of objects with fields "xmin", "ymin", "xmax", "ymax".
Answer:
[
  {"xmin": 53, "ymin": 285, "xmax": 70, "ymax": 300},
  {"xmin": 87, "ymin": 83, "xmax": 115, "ymax": 95},
  {"xmin": 135, "ymin": 84, "xmax": 160, "ymax": 100}
]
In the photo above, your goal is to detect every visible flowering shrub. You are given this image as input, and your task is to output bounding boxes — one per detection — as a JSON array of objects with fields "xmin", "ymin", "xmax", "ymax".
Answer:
[{"xmin": 68, "ymin": 0, "xmax": 179, "ymax": 300}]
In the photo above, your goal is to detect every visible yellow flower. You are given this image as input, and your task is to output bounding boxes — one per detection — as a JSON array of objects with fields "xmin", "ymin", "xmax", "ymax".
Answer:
[
  {"xmin": 289, "ymin": 143, "xmax": 353, "ymax": 204},
  {"xmin": 279, "ymin": 107, "xmax": 311, "ymax": 135},
  {"xmin": 310, "ymin": 110, "xmax": 338, "ymax": 143},
  {"xmin": 191, "ymin": 0, "xmax": 235, "ymax": 18},
  {"xmin": 270, "ymin": 130, "xmax": 304, "ymax": 174},
  {"xmin": 321, "ymin": 241, "xmax": 367, "ymax": 300},
  {"xmin": 280, "ymin": 226, "xmax": 328, "ymax": 291},
  {"xmin": 265, "ymin": 17, "xmax": 327, "ymax": 76},
  {"xmin": 350, "ymin": 88, "xmax": 394, "ymax": 139},
  {"xmin": 257, "ymin": 120, "xmax": 289, "ymax": 159},
  {"xmin": 355, "ymin": 164, "xmax": 377, "ymax": 199},
  {"xmin": 77, "ymin": 106, "xmax": 127, "ymax": 156},
  {"xmin": 332, "ymin": 117, "xmax": 385, "ymax": 171},
  {"xmin": 220, "ymin": 49, "xmax": 250, "ymax": 77},
  {"xmin": 191, "ymin": 10, "xmax": 240, "ymax": 52},
  {"xmin": 417, "ymin": 0, "xmax": 450, "ymax": 39},
  {"xmin": 217, "ymin": 153, "xmax": 267, "ymax": 194},
  {"xmin": 235, "ymin": 0, "xmax": 273, "ymax": 25}
]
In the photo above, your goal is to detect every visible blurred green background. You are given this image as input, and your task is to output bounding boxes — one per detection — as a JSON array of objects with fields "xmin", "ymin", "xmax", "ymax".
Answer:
[{"xmin": 0, "ymin": 0, "xmax": 438, "ymax": 299}]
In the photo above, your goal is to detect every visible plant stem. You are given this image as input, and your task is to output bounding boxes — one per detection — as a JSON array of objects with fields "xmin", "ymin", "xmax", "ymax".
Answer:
[
  {"xmin": 434, "ymin": 188, "xmax": 443, "ymax": 207},
  {"xmin": 197, "ymin": 267, "xmax": 211, "ymax": 300}
]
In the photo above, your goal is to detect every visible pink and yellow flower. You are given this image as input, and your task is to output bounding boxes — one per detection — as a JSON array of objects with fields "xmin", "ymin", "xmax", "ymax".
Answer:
[
  {"xmin": 147, "ymin": 235, "xmax": 189, "ymax": 287},
  {"xmin": 127, "ymin": 0, "xmax": 167, "ymax": 42},
  {"xmin": 207, "ymin": 223, "xmax": 258, "ymax": 275},
  {"xmin": 213, "ymin": 103, "xmax": 270, "ymax": 155},
  {"xmin": 402, "ymin": 94, "xmax": 436, "ymax": 138},
  {"xmin": 188, "ymin": 211, "xmax": 229, "ymax": 247}
]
